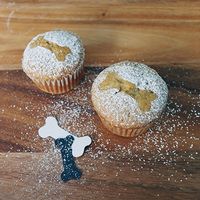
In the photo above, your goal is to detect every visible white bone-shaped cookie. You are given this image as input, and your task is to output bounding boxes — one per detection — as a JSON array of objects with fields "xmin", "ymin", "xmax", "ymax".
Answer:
[{"xmin": 38, "ymin": 116, "xmax": 92, "ymax": 157}]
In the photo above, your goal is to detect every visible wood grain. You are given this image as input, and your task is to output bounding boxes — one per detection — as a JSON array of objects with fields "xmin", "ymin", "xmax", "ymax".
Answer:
[
  {"xmin": 0, "ymin": 69, "xmax": 200, "ymax": 199},
  {"xmin": 0, "ymin": 1, "xmax": 200, "ymax": 199},
  {"xmin": 0, "ymin": 0, "xmax": 200, "ymax": 70},
  {"xmin": 0, "ymin": 69, "xmax": 199, "ymax": 152},
  {"xmin": 0, "ymin": 152, "xmax": 200, "ymax": 200}
]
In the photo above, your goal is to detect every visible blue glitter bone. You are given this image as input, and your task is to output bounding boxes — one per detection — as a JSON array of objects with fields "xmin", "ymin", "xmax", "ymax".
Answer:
[{"xmin": 55, "ymin": 135, "xmax": 82, "ymax": 182}]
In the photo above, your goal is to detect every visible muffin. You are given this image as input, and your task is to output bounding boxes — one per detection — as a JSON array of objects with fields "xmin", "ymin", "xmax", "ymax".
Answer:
[
  {"xmin": 22, "ymin": 30, "xmax": 85, "ymax": 94},
  {"xmin": 91, "ymin": 61, "xmax": 168, "ymax": 137}
]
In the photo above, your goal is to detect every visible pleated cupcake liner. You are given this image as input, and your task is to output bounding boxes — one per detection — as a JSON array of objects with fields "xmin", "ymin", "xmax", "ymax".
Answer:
[
  {"xmin": 32, "ymin": 66, "xmax": 84, "ymax": 94},
  {"xmin": 99, "ymin": 115, "xmax": 151, "ymax": 137}
]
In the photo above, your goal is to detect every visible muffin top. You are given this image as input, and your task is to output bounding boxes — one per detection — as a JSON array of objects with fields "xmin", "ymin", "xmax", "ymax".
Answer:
[
  {"xmin": 22, "ymin": 30, "xmax": 85, "ymax": 80},
  {"xmin": 91, "ymin": 61, "xmax": 168, "ymax": 128}
]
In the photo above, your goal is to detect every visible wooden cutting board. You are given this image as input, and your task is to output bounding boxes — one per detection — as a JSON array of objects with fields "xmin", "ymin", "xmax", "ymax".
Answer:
[{"xmin": 0, "ymin": 1, "xmax": 200, "ymax": 199}]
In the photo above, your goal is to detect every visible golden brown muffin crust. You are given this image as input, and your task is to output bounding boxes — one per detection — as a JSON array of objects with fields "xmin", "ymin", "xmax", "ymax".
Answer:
[
  {"xmin": 30, "ymin": 36, "xmax": 71, "ymax": 61},
  {"xmin": 99, "ymin": 72, "xmax": 157, "ymax": 112}
]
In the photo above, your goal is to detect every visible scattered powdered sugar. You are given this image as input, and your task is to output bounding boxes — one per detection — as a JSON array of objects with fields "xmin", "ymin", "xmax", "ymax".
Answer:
[
  {"xmin": 22, "ymin": 30, "xmax": 85, "ymax": 79},
  {"xmin": 1, "ymin": 68, "xmax": 200, "ymax": 199},
  {"xmin": 91, "ymin": 61, "xmax": 168, "ymax": 127}
]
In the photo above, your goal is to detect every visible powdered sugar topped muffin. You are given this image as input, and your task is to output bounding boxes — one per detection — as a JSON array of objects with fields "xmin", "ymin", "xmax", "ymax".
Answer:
[
  {"xmin": 91, "ymin": 61, "xmax": 168, "ymax": 137},
  {"xmin": 22, "ymin": 30, "xmax": 85, "ymax": 94}
]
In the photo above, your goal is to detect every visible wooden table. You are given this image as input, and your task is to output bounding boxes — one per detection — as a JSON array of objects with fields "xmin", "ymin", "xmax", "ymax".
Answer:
[{"xmin": 0, "ymin": 1, "xmax": 200, "ymax": 199}]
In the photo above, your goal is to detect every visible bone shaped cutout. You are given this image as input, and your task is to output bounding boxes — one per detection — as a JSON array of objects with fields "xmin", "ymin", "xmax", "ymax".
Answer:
[{"xmin": 38, "ymin": 116, "xmax": 92, "ymax": 157}]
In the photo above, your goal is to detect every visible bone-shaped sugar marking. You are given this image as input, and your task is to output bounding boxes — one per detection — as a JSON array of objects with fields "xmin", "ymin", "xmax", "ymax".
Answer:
[
  {"xmin": 38, "ymin": 116, "xmax": 92, "ymax": 157},
  {"xmin": 55, "ymin": 135, "xmax": 82, "ymax": 182}
]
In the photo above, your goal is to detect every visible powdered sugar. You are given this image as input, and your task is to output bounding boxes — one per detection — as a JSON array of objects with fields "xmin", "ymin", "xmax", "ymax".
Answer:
[
  {"xmin": 22, "ymin": 30, "xmax": 85, "ymax": 80},
  {"xmin": 92, "ymin": 61, "xmax": 168, "ymax": 127},
  {"xmin": 1, "ymin": 69, "xmax": 199, "ymax": 199}
]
